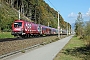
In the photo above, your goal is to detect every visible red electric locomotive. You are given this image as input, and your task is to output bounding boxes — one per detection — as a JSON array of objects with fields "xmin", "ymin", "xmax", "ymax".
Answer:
[{"xmin": 11, "ymin": 19, "xmax": 41, "ymax": 37}]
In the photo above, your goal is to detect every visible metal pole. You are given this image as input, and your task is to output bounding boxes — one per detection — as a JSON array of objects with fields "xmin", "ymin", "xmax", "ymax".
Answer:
[
  {"xmin": 69, "ymin": 25, "xmax": 70, "ymax": 35},
  {"xmin": 35, "ymin": 8, "xmax": 36, "ymax": 23},
  {"xmin": 67, "ymin": 23, "xmax": 68, "ymax": 36},
  {"xmin": 18, "ymin": 10, "xmax": 20, "ymax": 20},
  {"xmin": 58, "ymin": 11, "xmax": 60, "ymax": 38},
  {"xmin": 48, "ymin": 22, "xmax": 49, "ymax": 27},
  {"xmin": 61, "ymin": 28, "xmax": 62, "ymax": 37}
]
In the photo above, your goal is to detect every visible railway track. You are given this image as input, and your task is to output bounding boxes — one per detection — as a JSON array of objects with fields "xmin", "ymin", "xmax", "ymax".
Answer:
[
  {"xmin": 0, "ymin": 35, "xmax": 58, "ymax": 42},
  {"xmin": 0, "ymin": 35, "xmax": 43, "ymax": 42},
  {"xmin": 0, "ymin": 38, "xmax": 23, "ymax": 42}
]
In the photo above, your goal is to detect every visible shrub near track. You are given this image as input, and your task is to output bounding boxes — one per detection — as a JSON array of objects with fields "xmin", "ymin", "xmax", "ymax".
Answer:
[{"xmin": 54, "ymin": 36, "xmax": 90, "ymax": 60}]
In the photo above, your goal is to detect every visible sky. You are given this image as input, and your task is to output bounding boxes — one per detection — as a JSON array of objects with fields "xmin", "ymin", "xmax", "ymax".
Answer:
[{"xmin": 44, "ymin": 0, "xmax": 90, "ymax": 24}]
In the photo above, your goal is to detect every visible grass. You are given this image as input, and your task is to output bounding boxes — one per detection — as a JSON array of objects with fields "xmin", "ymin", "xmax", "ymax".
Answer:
[
  {"xmin": 54, "ymin": 36, "xmax": 90, "ymax": 60},
  {"xmin": 0, "ymin": 32, "xmax": 14, "ymax": 38},
  {"xmin": 21, "ymin": 50, "xmax": 26, "ymax": 53}
]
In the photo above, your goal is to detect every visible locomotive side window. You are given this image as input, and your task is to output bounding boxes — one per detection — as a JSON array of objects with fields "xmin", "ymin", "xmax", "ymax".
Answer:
[
  {"xmin": 14, "ymin": 22, "xmax": 22, "ymax": 28},
  {"xmin": 37, "ymin": 26, "xmax": 41, "ymax": 31}
]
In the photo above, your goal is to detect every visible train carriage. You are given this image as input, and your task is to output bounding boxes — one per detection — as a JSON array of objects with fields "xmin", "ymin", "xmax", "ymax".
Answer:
[
  {"xmin": 51, "ymin": 28, "xmax": 58, "ymax": 35},
  {"xmin": 41, "ymin": 25, "xmax": 51, "ymax": 35}
]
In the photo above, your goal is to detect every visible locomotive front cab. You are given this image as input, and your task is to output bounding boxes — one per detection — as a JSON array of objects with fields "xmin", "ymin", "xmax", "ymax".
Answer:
[{"xmin": 11, "ymin": 20, "xmax": 25, "ymax": 36}]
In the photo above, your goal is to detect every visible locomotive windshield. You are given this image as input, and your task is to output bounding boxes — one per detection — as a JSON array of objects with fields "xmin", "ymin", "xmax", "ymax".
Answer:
[{"xmin": 14, "ymin": 22, "xmax": 22, "ymax": 28}]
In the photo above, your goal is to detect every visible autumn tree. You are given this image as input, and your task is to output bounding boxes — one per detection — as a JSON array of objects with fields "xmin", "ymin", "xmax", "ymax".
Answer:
[{"xmin": 75, "ymin": 12, "xmax": 84, "ymax": 36}]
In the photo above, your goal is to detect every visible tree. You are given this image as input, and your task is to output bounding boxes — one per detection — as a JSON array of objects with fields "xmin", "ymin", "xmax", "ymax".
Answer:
[{"xmin": 75, "ymin": 12, "xmax": 84, "ymax": 36}]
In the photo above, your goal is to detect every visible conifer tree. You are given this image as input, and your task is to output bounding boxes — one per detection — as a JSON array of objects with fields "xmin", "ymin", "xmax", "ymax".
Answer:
[{"xmin": 75, "ymin": 12, "xmax": 84, "ymax": 36}]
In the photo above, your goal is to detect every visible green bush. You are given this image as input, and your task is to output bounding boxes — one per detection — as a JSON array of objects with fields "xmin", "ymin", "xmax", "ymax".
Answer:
[
  {"xmin": 83, "ymin": 21, "xmax": 90, "ymax": 47},
  {"xmin": 84, "ymin": 36, "xmax": 90, "ymax": 46}
]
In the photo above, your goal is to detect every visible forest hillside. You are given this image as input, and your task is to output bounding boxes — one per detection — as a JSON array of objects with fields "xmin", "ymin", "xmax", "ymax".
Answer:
[{"xmin": 0, "ymin": 0, "xmax": 70, "ymax": 32}]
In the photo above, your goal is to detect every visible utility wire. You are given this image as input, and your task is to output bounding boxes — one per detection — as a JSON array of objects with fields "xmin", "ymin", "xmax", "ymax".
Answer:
[{"xmin": 47, "ymin": 0, "xmax": 57, "ymax": 11}]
